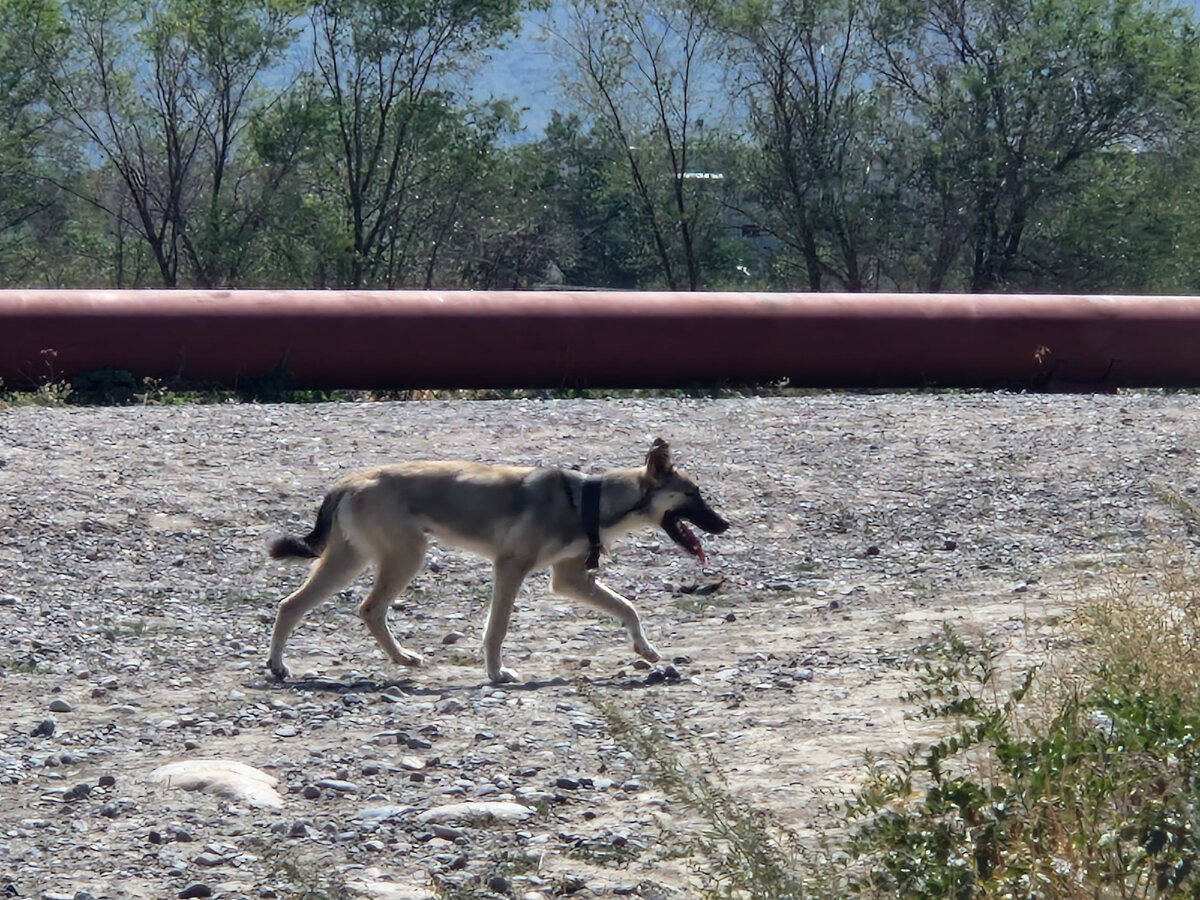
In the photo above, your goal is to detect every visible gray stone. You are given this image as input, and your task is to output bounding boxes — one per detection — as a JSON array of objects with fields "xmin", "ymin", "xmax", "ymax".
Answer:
[
  {"xmin": 353, "ymin": 805, "xmax": 416, "ymax": 824},
  {"xmin": 416, "ymin": 801, "xmax": 535, "ymax": 826},
  {"xmin": 314, "ymin": 779, "xmax": 358, "ymax": 793}
]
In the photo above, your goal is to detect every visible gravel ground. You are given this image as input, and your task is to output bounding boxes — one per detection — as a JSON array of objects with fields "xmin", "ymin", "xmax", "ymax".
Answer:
[{"xmin": 0, "ymin": 393, "xmax": 1197, "ymax": 899}]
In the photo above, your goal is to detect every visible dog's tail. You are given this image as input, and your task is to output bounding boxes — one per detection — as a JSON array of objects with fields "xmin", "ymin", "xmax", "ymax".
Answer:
[{"xmin": 269, "ymin": 489, "xmax": 344, "ymax": 560}]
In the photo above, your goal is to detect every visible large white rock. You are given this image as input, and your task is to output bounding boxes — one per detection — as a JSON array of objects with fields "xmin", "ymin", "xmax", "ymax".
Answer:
[
  {"xmin": 415, "ymin": 801, "xmax": 535, "ymax": 826},
  {"xmin": 346, "ymin": 869, "xmax": 436, "ymax": 900},
  {"xmin": 151, "ymin": 759, "xmax": 284, "ymax": 809}
]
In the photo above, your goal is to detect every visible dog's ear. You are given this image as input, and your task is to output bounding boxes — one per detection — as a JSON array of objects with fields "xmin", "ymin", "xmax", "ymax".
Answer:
[{"xmin": 645, "ymin": 438, "xmax": 674, "ymax": 481}]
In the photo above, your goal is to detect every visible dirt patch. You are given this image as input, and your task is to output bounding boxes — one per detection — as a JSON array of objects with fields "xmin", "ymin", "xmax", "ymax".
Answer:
[{"xmin": 0, "ymin": 393, "xmax": 1195, "ymax": 898}]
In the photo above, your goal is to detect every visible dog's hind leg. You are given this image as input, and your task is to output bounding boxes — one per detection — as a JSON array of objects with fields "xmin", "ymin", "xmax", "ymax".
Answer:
[
  {"xmin": 357, "ymin": 535, "xmax": 427, "ymax": 670},
  {"xmin": 551, "ymin": 558, "xmax": 661, "ymax": 663},
  {"xmin": 268, "ymin": 539, "xmax": 365, "ymax": 681},
  {"xmin": 482, "ymin": 556, "xmax": 535, "ymax": 684}
]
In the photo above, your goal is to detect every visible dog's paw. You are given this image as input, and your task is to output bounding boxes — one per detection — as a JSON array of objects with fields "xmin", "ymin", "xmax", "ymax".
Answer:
[
  {"xmin": 268, "ymin": 660, "xmax": 290, "ymax": 682},
  {"xmin": 634, "ymin": 639, "xmax": 661, "ymax": 663},
  {"xmin": 488, "ymin": 667, "xmax": 521, "ymax": 684},
  {"xmin": 395, "ymin": 649, "xmax": 424, "ymax": 667}
]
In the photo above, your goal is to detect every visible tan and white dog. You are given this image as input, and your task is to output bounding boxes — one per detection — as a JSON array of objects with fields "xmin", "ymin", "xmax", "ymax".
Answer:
[{"xmin": 266, "ymin": 439, "xmax": 729, "ymax": 684}]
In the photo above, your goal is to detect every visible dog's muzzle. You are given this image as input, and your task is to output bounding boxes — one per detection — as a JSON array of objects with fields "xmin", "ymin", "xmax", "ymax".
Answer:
[{"xmin": 662, "ymin": 500, "xmax": 729, "ymax": 565}]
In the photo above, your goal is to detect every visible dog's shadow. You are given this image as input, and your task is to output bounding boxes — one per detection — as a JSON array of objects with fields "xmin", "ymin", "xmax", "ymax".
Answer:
[{"xmin": 244, "ymin": 672, "xmax": 676, "ymax": 696}]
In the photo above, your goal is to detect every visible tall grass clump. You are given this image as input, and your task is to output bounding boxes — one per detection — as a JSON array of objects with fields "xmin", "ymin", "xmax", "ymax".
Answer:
[
  {"xmin": 844, "ymin": 557, "xmax": 1200, "ymax": 899},
  {"xmin": 588, "ymin": 689, "xmax": 819, "ymax": 899}
]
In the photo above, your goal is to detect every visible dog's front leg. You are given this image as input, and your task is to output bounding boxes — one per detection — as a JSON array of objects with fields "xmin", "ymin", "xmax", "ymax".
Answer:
[
  {"xmin": 483, "ymin": 557, "xmax": 534, "ymax": 683},
  {"xmin": 550, "ymin": 558, "xmax": 661, "ymax": 663}
]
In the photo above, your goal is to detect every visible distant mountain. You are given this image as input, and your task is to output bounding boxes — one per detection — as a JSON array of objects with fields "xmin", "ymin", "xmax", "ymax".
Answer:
[{"xmin": 474, "ymin": 8, "xmax": 565, "ymax": 139}]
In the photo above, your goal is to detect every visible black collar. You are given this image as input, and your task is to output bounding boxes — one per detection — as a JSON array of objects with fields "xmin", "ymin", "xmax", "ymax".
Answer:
[{"xmin": 562, "ymin": 471, "xmax": 654, "ymax": 571}]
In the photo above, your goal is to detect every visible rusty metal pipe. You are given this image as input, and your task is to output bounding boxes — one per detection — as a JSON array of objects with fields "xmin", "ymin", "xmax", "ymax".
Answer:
[{"xmin": 1, "ymin": 289, "xmax": 1197, "ymax": 390}]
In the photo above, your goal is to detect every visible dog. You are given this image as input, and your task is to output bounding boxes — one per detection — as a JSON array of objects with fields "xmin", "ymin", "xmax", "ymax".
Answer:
[{"xmin": 266, "ymin": 438, "xmax": 729, "ymax": 684}]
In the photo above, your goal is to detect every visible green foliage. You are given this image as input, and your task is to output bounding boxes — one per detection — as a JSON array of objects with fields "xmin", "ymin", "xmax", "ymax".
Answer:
[
  {"xmin": 0, "ymin": 0, "xmax": 1198, "ymax": 288},
  {"xmin": 1025, "ymin": 149, "xmax": 1200, "ymax": 293},
  {"xmin": 864, "ymin": 0, "xmax": 1200, "ymax": 291},
  {"xmin": 0, "ymin": 0, "xmax": 69, "ymax": 282},
  {"xmin": 844, "ymin": 623, "xmax": 1200, "ymax": 898}
]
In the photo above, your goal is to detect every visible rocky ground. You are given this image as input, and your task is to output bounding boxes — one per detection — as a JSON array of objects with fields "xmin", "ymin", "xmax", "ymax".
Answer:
[{"xmin": 0, "ymin": 393, "xmax": 1197, "ymax": 899}]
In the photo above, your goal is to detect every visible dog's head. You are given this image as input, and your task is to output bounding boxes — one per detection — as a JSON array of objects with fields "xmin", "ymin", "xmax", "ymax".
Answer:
[{"xmin": 641, "ymin": 438, "xmax": 729, "ymax": 564}]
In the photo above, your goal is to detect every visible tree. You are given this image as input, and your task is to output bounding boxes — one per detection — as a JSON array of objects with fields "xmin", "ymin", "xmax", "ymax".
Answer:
[
  {"xmin": 1023, "ymin": 148, "xmax": 1200, "ymax": 293},
  {"xmin": 871, "ymin": 0, "xmax": 1200, "ymax": 291},
  {"xmin": 720, "ymin": 0, "xmax": 880, "ymax": 291},
  {"xmin": 450, "ymin": 106, "xmax": 585, "ymax": 289},
  {"xmin": 308, "ymin": 0, "xmax": 524, "ymax": 287},
  {"xmin": 555, "ymin": 0, "xmax": 728, "ymax": 289},
  {"xmin": 154, "ymin": 0, "xmax": 301, "ymax": 286},
  {"xmin": 48, "ymin": 0, "xmax": 297, "ymax": 286},
  {"xmin": 0, "ymin": 0, "xmax": 69, "ymax": 283}
]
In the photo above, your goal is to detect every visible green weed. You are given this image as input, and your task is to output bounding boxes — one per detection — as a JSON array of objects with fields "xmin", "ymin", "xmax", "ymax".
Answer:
[
  {"xmin": 2, "ymin": 657, "xmax": 54, "ymax": 675},
  {"xmin": 266, "ymin": 851, "xmax": 351, "ymax": 900},
  {"xmin": 843, "ymin": 619, "xmax": 1200, "ymax": 898},
  {"xmin": 587, "ymin": 687, "xmax": 817, "ymax": 899}
]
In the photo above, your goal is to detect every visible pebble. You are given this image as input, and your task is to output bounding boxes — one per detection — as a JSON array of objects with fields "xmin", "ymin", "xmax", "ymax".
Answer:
[
  {"xmin": 644, "ymin": 664, "xmax": 681, "ymax": 685},
  {"xmin": 31, "ymin": 719, "xmax": 55, "ymax": 738},
  {"xmin": 353, "ymin": 805, "xmax": 415, "ymax": 824},
  {"xmin": 178, "ymin": 884, "xmax": 212, "ymax": 899},
  {"xmin": 429, "ymin": 824, "xmax": 468, "ymax": 842},
  {"xmin": 48, "ymin": 699, "xmax": 72, "ymax": 713},
  {"xmin": 416, "ymin": 801, "xmax": 535, "ymax": 825},
  {"xmin": 315, "ymin": 779, "xmax": 358, "ymax": 793}
]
